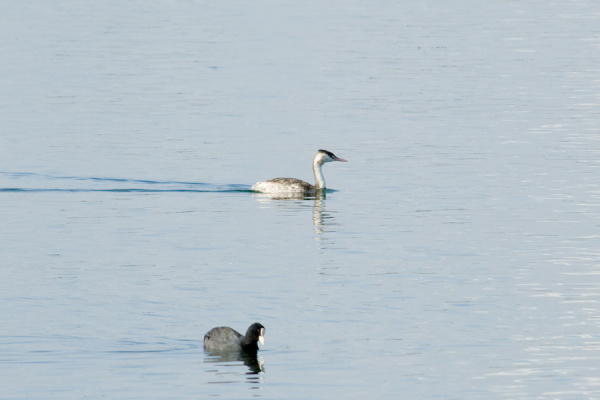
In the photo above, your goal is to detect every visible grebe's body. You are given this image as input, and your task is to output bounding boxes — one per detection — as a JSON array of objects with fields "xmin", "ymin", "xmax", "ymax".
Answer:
[{"xmin": 252, "ymin": 149, "xmax": 347, "ymax": 194}]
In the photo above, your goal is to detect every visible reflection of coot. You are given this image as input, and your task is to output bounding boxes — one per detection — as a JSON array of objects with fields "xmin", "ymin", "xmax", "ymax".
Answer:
[
  {"xmin": 204, "ymin": 350, "xmax": 265, "ymax": 374},
  {"xmin": 204, "ymin": 322, "xmax": 265, "ymax": 352}
]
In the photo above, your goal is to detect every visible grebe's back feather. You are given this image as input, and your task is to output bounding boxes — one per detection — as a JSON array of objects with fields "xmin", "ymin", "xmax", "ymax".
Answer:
[{"xmin": 251, "ymin": 177, "xmax": 314, "ymax": 193}]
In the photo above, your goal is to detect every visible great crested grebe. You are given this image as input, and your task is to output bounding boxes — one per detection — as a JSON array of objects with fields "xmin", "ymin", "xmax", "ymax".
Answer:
[{"xmin": 252, "ymin": 149, "xmax": 347, "ymax": 193}]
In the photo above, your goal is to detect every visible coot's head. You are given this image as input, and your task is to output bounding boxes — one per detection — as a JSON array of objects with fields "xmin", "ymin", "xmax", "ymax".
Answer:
[{"xmin": 246, "ymin": 322, "xmax": 265, "ymax": 345}]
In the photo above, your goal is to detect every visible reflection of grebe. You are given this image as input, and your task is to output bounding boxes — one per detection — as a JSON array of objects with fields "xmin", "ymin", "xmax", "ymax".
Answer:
[{"xmin": 252, "ymin": 149, "xmax": 347, "ymax": 194}]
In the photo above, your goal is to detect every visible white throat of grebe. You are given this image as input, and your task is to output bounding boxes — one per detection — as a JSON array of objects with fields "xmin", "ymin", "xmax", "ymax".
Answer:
[{"xmin": 313, "ymin": 149, "xmax": 347, "ymax": 189}]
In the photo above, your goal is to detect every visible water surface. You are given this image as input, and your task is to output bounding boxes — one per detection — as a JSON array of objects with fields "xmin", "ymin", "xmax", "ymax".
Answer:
[{"xmin": 1, "ymin": 1, "xmax": 599, "ymax": 399}]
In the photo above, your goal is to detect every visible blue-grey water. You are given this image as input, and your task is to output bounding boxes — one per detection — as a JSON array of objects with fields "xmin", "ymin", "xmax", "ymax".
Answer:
[{"xmin": 1, "ymin": 1, "xmax": 600, "ymax": 399}]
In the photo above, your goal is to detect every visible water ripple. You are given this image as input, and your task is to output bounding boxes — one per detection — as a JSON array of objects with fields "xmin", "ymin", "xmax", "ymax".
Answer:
[{"xmin": 0, "ymin": 172, "xmax": 251, "ymax": 193}]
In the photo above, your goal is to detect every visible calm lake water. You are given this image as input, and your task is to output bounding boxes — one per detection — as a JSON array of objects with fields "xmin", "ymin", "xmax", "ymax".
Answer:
[{"xmin": 1, "ymin": 1, "xmax": 600, "ymax": 399}]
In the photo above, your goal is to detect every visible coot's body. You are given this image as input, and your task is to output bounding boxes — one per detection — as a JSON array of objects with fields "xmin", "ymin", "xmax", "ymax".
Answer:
[{"xmin": 204, "ymin": 322, "xmax": 265, "ymax": 352}]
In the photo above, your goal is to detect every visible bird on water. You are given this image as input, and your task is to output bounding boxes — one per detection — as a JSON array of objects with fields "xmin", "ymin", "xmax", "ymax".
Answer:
[
  {"xmin": 251, "ymin": 149, "xmax": 347, "ymax": 193},
  {"xmin": 204, "ymin": 322, "xmax": 265, "ymax": 352}
]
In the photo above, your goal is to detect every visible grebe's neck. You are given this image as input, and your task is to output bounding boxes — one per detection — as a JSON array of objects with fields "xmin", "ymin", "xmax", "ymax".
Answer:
[{"xmin": 313, "ymin": 158, "xmax": 326, "ymax": 189}]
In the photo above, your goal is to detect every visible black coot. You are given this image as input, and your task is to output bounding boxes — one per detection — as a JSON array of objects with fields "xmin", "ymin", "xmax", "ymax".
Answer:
[{"xmin": 204, "ymin": 322, "xmax": 265, "ymax": 352}]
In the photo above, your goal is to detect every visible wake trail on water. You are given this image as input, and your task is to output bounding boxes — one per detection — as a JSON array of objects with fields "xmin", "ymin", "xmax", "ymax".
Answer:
[{"xmin": 0, "ymin": 172, "xmax": 252, "ymax": 193}]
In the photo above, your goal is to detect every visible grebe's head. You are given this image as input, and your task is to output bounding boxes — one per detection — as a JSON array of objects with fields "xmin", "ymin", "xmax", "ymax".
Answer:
[{"xmin": 315, "ymin": 149, "xmax": 347, "ymax": 165}]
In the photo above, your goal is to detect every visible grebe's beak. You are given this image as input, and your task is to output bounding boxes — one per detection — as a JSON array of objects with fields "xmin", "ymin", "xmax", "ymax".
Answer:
[
  {"xmin": 258, "ymin": 328, "xmax": 265, "ymax": 345},
  {"xmin": 334, "ymin": 156, "xmax": 347, "ymax": 162}
]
